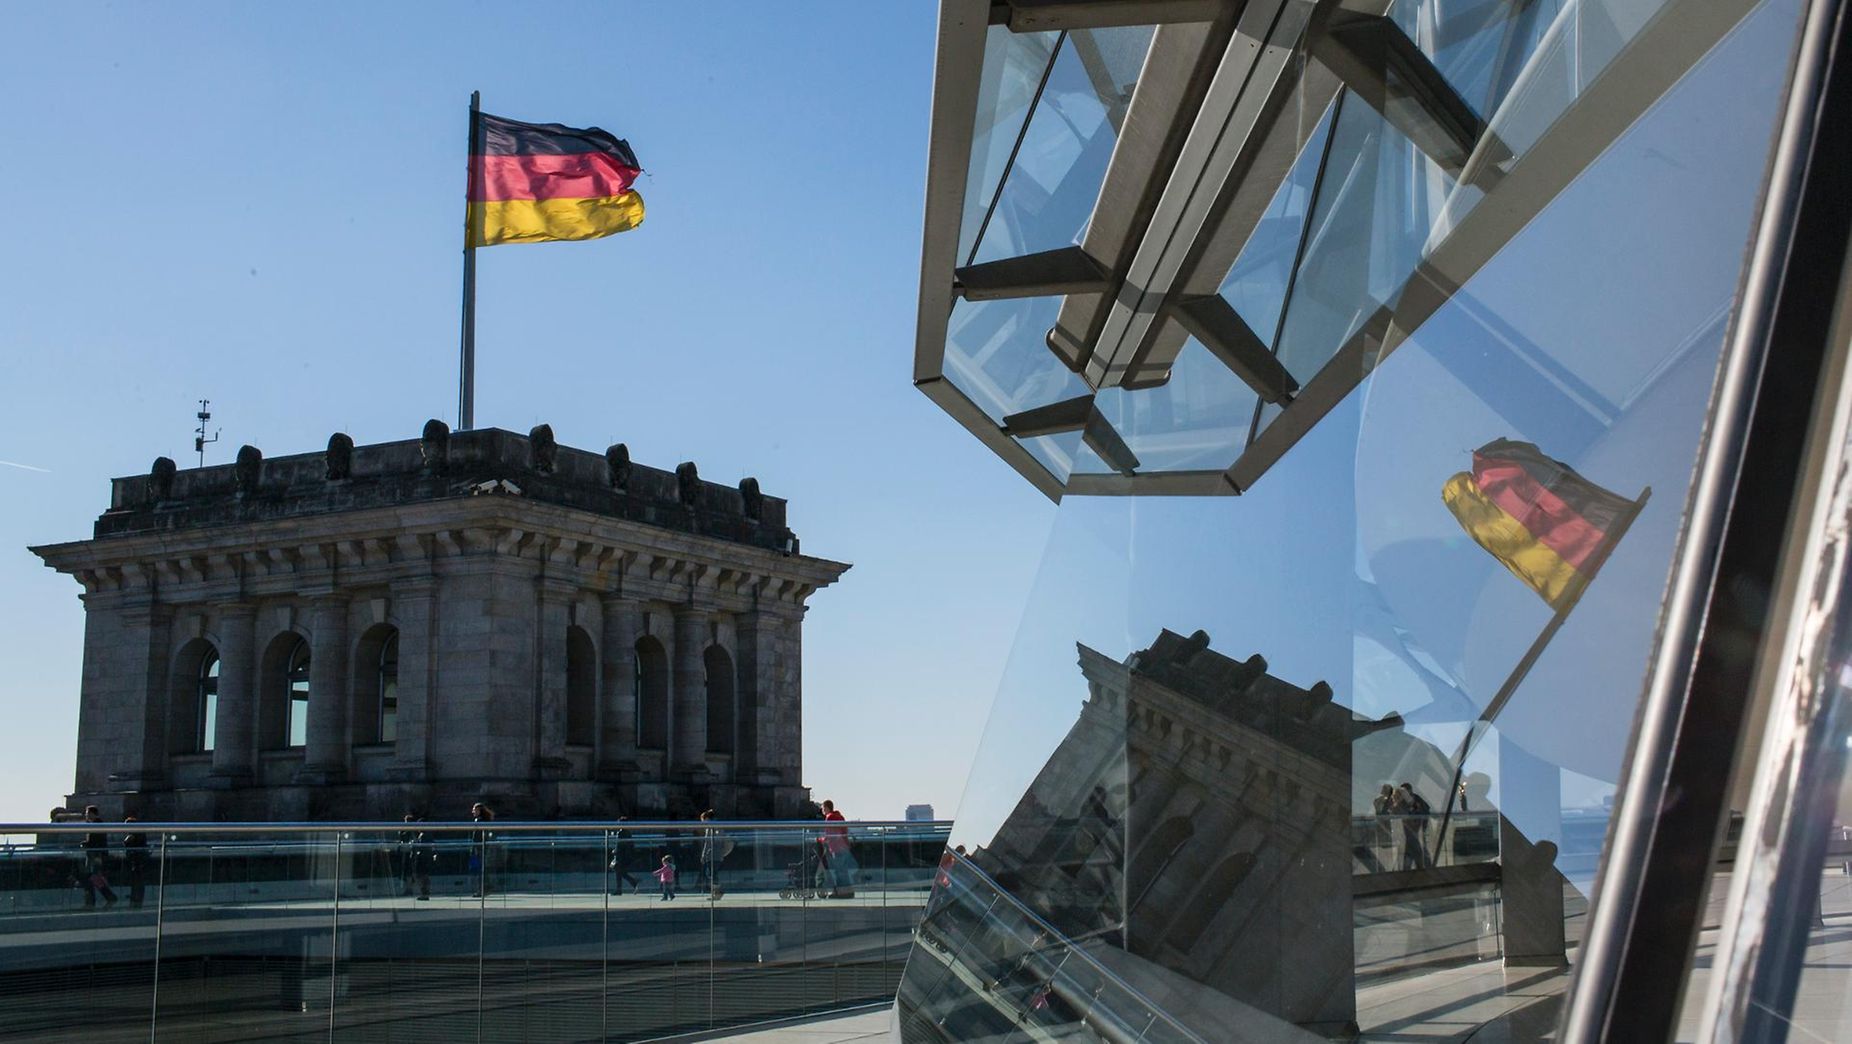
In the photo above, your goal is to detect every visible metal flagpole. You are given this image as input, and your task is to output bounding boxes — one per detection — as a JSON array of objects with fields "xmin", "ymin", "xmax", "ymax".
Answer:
[
  {"xmin": 1430, "ymin": 485, "xmax": 1654, "ymax": 864},
  {"xmin": 459, "ymin": 90, "xmax": 480, "ymax": 430}
]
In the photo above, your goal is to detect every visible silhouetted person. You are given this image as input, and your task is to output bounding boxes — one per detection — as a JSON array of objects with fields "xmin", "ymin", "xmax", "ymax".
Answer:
[
  {"xmin": 80, "ymin": 806, "xmax": 116, "ymax": 908},
  {"xmin": 400, "ymin": 815, "xmax": 431, "ymax": 900},
  {"xmin": 121, "ymin": 817, "xmax": 149, "ymax": 908},
  {"xmin": 469, "ymin": 802, "xmax": 496, "ymax": 898},
  {"xmin": 608, "ymin": 817, "xmax": 638, "ymax": 895},
  {"xmin": 1397, "ymin": 783, "xmax": 1433, "ymax": 870}
]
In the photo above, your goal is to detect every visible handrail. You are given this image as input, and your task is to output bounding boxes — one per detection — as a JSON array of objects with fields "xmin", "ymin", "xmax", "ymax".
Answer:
[
  {"xmin": 4, "ymin": 819, "xmax": 953, "ymax": 835},
  {"xmin": 939, "ymin": 849, "xmax": 1209, "ymax": 1044}
]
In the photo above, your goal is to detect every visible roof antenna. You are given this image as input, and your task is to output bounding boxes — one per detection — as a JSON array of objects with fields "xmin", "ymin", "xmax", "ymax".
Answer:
[{"xmin": 194, "ymin": 399, "xmax": 220, "ymax": 467}]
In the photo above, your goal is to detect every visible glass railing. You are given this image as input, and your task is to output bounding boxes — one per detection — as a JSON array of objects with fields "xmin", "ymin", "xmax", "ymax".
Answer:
[{"xmin": 0, "ymin": 819, "xmax": 949, "ymax": 1041}]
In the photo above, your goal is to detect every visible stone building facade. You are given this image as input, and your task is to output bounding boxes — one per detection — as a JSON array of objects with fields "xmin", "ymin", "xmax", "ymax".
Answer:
[{"xmin": 30, "ymin": 423, "xmax": 849, "ymax": 822}]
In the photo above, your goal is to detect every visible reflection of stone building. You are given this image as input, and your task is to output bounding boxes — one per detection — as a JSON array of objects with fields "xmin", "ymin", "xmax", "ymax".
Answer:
[
  {"xmin": 30, "ymin": 423, "xmax": 848, "ymax": 821},
  {"xmin": 967, "ymin": 630, "xmax": 1410, "ymax": 1036}
]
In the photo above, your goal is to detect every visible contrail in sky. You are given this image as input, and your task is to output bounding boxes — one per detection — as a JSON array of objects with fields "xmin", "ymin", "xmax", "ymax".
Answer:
[{"xmin": 0, "ymin": 460, "xmax": 51, "ymax": 473}]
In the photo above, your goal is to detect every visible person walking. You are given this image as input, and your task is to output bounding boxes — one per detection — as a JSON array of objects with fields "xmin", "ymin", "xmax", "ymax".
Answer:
[
  {"xmin": 1397, "ymin": 783, "xmax": 1434, "ymax": 870},
  {"xmin": 653, "ymin": 854, "xmax": 677, "ymax": 901},
  {"xmin": 80, "ymin": 806, "xmax": 117, "ymax": 909},
  {"xmin": 400, "ymin": 814, "xmax": 431, "ymax": 901},
  {"xmin": 1372, "ymin": 784, "xmax": 1398, "ymax": 871},
  {"xmin": 698, "ymin": 810, "xmax": 734, "ymax": 900},
  {"xmin": 820, "ymin": 799, "xmax": 857, "ymax": 898},
  {"xmin": 121, "ymin": 817, "xmax": 149, "ymax": 909},
  {"xmin": 608, "ymin": 817, "xmax": 639, "ymax": 895},
  {"xmin": 469, "ymin": 802, "xmax": 496, "ymax": 898}
]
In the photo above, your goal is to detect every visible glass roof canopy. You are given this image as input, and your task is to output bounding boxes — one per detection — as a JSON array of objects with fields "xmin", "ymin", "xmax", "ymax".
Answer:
[{"xmin": 915, "ymin": 0, "xmax": 1744, "ymax": 499}]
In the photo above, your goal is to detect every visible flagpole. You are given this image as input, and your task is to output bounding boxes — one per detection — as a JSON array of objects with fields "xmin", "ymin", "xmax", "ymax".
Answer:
[
  {"xmin": 1430, "ymin": 485, "xmax": 1653, "ymax": 864},
  {"xmin": 458, "ymin": 90, "xmax": 480, "ymax": 431}
]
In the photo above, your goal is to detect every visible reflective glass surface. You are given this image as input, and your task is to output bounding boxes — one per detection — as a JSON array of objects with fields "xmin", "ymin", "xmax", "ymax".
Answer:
[
  {"xmin": 960, "ymin": 28, "xmax": 1062, "ymax": 265},
  {"xmin": 902, "ymin": 0, "xmax": 1804, "ymax": 1037},
  {"xmin": 0, "ymin": 821, "xmax": 947, "ymax": 1040},
  {"xmin": 970, "ymin": 26, "xmax": 1154, "ymax": 266}
]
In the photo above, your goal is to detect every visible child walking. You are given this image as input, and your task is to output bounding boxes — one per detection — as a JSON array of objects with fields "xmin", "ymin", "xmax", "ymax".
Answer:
[{"xmin": 653, "ymin": 854, "xmax": 677, "ymax": 901}]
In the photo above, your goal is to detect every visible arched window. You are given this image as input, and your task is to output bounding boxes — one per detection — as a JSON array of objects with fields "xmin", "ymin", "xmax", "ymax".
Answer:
[
  {"xmin": 378, "ymin": 632, "xmax": 399, "ymax": 743},
  {"xmin": 197, "ymin": 652, "xmax": 220, "ymax": 752},
  {"xmin": 566, "ymin": 625, "xmax": 596, "ymax": 746},
  {"xmin": 285, "ymin": 638, "xmax": 311, "ymax": 748},
  {"xmin": 705, "ymin": 645, "xmax": 735, "ymax": 754},
  {"xmin": 635, "ymin": 635, "xmax": 669, "ymax": 749},
  {"xmin": 351, "ymin": 624, "xmax": 400, "ymax": 746}
]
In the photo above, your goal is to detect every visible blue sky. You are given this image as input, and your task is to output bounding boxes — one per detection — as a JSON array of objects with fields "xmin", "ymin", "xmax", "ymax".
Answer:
[{"xmin": 0, "ymin": 3, "xmax": 1057, "ymax": 823}]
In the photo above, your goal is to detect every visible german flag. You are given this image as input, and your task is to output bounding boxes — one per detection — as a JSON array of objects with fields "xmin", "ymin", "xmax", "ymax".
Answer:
[
  {"xmin": 1442, "ymin": 439, "xmax": 1638, "ymax": 612},
  {"xmin": 467, "ymin": 112, "xmax": 644, "ymax": 247}
]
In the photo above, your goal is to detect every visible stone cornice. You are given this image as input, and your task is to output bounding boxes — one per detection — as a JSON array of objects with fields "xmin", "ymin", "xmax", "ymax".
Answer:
[{"xmin": 31, "ymin": 495, "xmax": 849, "ymax": 611}]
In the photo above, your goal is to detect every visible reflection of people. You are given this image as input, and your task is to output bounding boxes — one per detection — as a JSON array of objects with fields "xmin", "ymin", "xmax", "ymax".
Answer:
[
  {"xmin": 469, "ymin": 802, "xmax": 496, "ymax": 898},
  {"xmin": 1397, "ymin": 783, "xmax": 1433, "ymax": 870},
  {"xmin": 400, "ymin": 814, "xmax": 431, "ymax": 901},
  {"xmin": 81, "ymin": 806, "xmax": 117, "ymax": 908},
  {"xmin": 121, "ymin": 817, "xmax": 149, "ymax": 908},
  {"xmin": 608, "ymin": 817, "xmax": 638, "ymax": 895},
  {"xmin": 1372, "ymin": 784, "xmax": 1398, "ymax": 870},
  {"xmin": 821, "ymin": 799, "xmax": 857, "ymax": 898},
  {"xmin": 698, "ymin": 810, "xmax": 732, "ymax": 899}
]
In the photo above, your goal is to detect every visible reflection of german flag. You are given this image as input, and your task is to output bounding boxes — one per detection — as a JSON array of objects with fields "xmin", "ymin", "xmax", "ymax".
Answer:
[
  {"xmin": 1442, "ymin": 439, "xmax": 1638, "ymax": 611},
  {"xmin": 467, "ymin": 113, "xmax": 644, "ymax": 247}
]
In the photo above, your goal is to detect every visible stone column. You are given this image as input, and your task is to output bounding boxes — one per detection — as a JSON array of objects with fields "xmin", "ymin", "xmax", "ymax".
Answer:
[
  {"xmin": 534, "ymin": 577, "xmax": 574, "ymax": 777},
  {"xmin": 599, "ymin": 593, "xmax": 640, "ymax": 778},
  {"xmin": 116, "ymin": 601, "xmax": 175, "ymax": 792},
  {"xmin": 672, "ymin": 607, "xmax": 709, "ymax": 777},
  {"xmin": 298, "ymin": 595, "xmax": 350, "ymax": 783},
  {"xmin": 387, "ymin": 578, "xmax": 435, "ymax": 781},
  {"xmin": 735, "ymin": 610, "xmax": 779, "ymax": 786},
  {"xmin": 210, "ymin": 604, "xmax": 257, "ymax": 787}
]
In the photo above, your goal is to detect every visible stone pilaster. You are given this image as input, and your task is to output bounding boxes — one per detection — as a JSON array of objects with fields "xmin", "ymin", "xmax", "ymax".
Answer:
[
  {"xmin": 110, "ymin": 601, "xmax": 175, "ymax": 792},
  {"xmin": 599, "ymin": 593, "xmax": 640, "ymax": 779},
  {"xmin": 386, "ymin": 578, "xmax": 435, "ymax": 782},
  {"xmin": 534, "ymin": 576, "xmax": 575, "ymax": 778},
  {"xmin": 736, "ymin": 609, "xmax": 779, "ymax": 785},
  {"xmin": 210, "ymin": 604, "xmax": 257, "ymax": 787},
  {"xmin": 298, "ymin": 595, "xmax": 350, "ymax": 784},
  {"xmin": 672, "ymin": 606, "xmax": 709, "ymax": 778}
]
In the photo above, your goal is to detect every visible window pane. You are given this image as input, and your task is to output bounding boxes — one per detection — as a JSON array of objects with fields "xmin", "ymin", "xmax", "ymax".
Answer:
[{"xmin": 970, "ymin": 25, "xmax": 1154, "ymax": 265}]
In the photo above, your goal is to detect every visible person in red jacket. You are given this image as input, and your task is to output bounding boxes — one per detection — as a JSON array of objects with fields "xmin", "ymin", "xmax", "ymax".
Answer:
[{"xmin": 819, "ymin": 799, "xmax": 857, "ymax": 898}]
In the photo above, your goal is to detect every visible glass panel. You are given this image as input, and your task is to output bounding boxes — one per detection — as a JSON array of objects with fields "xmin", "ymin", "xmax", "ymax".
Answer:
[
  {"xmin": 1219, "ymin": 98, "xmax": 1338, "ymax": 345},
  {"xmin": 901, "ymin": 1, "xmax": 1803, "ymax": 1038},
  {"xmin": 200, "ymin": 653, "xmax": 220, "ymax": 753},
  {"xmin": 971, "ymin": 25, "xmax": 1155, "ymax": 265},
  {"xmin": 1087, "ymin": 334, "xmax": 1261, "ymax": 475},
  {"xmin": 478, "ymin": 830, "xmax": 604, "ymax": 1041},
  {"xmin": 153, "ymin": 829, "xmax": 340, "ymax": 1041},
  {"xmin": 328, "ymin": 825, "xmax": 478, "ymax": 1042},
  {"xmin": 960, "ymin": 27, "xmax": 1063, "ymax": 265},
  {"xmin": 377, "ymin": 634, "xmax": 398, "ymax": 745},
  {"xmin": 1272, "ymin": 93, "xmax": 1456, "ymax": 390},
  {"xmin": 942, "ymin": 294, "xmax": 1092, "ymax": 481},
  {"xmin": 287, "ymin": 641, "xmax": 310, "ymax": 749}
]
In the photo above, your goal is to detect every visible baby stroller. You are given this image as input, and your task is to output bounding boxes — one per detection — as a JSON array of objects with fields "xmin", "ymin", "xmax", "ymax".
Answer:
[{"xmin": 778, "ymin": 859, "xmax": 822, "ymax": 901}]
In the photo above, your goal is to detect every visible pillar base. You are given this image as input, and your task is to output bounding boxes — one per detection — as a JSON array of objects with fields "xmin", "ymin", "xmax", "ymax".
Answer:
[
  {"xmin": 532, "ymin": 756, "xmax": 572, "ymax": 781},
  {"xmin": 292, "ymin": 767, "xmax": 347, "ymax": 786},
  {"xmin": 106, "ymin": 771, "xmax": 167, "ymax": 793},
  {"xmin": 205, "ymin": 770, "xmax": 252, "ymax": 790}
]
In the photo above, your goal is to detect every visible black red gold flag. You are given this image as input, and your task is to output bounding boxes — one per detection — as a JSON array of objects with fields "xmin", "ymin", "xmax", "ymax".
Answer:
[
  {"xmin": 1441, "ymin": 439, "xmax": 1637, "ymax": 611},
  {"xmin": 467, "ymin": 112, "xmax": 644, "ymax": 247}
]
